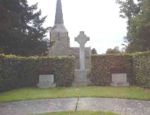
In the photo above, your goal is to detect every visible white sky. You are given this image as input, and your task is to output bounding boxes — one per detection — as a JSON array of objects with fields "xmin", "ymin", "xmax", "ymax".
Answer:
[{"xmin": 28, "ymin": 0, "xmax": 127, "ymax": 54}]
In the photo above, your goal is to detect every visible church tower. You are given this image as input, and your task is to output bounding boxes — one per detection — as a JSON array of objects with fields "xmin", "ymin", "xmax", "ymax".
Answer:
[{"xmin": 49, "ymin": 0, "xmax": 70, "ymax": 56}]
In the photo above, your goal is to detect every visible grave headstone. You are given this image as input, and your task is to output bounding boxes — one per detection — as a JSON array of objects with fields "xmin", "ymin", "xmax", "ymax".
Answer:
[
  {"xmin": 37, "ymin": 75, "xmax": 56, "ymax": 88},
  {"xmin": 111, "ymin": 73, "xmax": 129, "ymax": 86}
]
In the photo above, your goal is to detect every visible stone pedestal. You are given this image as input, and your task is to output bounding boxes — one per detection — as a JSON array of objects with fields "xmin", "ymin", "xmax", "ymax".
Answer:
[
  {"xmin": 111, "ymin": 73, "xmax": 129, "ymax": 87},
  {"xmin": 73, "ymin": 69, "xmax": 91, "ymax": 86},
  {"xmin": 37, "ymin": 75, "xmax": 56, "ymax": 88}
]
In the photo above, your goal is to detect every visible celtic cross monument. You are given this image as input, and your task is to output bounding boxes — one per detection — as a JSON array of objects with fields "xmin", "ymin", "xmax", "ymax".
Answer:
[
  {"xmin": 74, "ymin": 31, "xmax": 91, "ymax": 86},
  {"xmin": 75, "ymin": 31, "xmax": 89, "ymax": 71}
]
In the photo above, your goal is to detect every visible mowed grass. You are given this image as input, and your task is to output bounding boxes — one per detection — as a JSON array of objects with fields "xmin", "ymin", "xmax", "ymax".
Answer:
[
  {"xmin": 36, "ymin": 111, "xmax": 118, "ymax": 115},
  {"xmin": 0, "ymin": 86, "xmax": 149, "ymax": 102}
]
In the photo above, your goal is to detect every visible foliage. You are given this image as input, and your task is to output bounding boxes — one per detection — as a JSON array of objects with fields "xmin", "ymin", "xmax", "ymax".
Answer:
[
  {"xmin": 127, "ymin": 0, "xmax": 150, "ymax": 52},
  {"xmin": 106, "ymin": 47, "xmax": 122, "ymax": 54},
  {"xmin": 0, "ymin": 87, "xmax": 149, "ymax": 102},
  {"xmin": 132, "ymin": 52, "xmax": 150, "ymax": 88},
  {"xmin": 90, "ymin": 52, "xmax": 150, "ymax": 87},
  {"xmin": 91, "ymin": 48, "xmax": 98, "ymax": 55},
  {"xmin": 0, "ymin": 55, "xmax": 75, "ymax": 92},
  {"xmin": 117, "ymin": 0, "xmax": 150, "ymax": 52},
  {"xmin": 116, "ymin": 0, "xmax": 140, "ymax": 25},
  {"xmin": 90, "ymin": 54, "xmax": 133, "ymax": 86},
  {"xmin": 0, "ymin": 0, "xmax": 48, "ymax": 56}
]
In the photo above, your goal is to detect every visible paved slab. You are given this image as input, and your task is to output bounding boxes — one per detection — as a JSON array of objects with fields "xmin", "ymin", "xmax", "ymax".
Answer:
[
  {"xmin": 78, "ymin": 98, "xmax": 150, "ymax": 115},
  {"xmin": 0, "ymin": 98, "xmax": 77, "ymax": 115},
  {"xmin": 0, "ymin": 98, "xmax": 150, "ymax": 115}
]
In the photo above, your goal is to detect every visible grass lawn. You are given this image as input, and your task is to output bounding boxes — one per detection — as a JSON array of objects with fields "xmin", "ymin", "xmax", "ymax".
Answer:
[
  {"xmin": 0, "ymin": 86, "xmax": 149, "ymax": 102},
  {"xmin": 36, "ymin": 111, "xmax": 118, "ymax": 115}
]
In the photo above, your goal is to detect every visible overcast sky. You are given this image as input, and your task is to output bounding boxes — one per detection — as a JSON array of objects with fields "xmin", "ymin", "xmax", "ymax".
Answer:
[{"xmin": 28, "ymin": 0, "xmax": 127, "ymax": 54}]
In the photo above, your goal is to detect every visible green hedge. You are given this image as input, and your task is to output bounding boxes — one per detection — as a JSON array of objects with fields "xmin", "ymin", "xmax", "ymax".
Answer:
[
  {"xmin": 0, "ymin": 51, "xmax": 149, "ymax": 91},
  {"xmin": 132, "ymin": 52, "xmax": 150, "ymax": 88},
  {"xmin": 90, "ymin": 52, "xmax": 150, "ymax": 87},
  {"xmin": 90, "ymin": 54, "xmax": 133, "ymax": 86},
  {"xmin": 0, "ymin": 55, "xmax": 75, "ymax": 92}
]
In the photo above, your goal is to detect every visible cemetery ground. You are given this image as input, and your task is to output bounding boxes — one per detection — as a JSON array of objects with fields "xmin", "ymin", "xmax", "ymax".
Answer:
[
  {"xmin": 0, "ymin": 86, "xmax": 150, "ymax": 115},
  {"xmin": 36, "ymin": 111, "xmax": 118, "ymax": 115},
  {"xmin": 0, "ymin": 86, "xmax": 149, "ymax": 102}
]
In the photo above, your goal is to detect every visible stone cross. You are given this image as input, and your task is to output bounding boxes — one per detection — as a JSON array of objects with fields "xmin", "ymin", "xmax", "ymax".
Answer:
[{"xmin": 75, "ymin": 31, "xmax": 89, "ymax": 70}]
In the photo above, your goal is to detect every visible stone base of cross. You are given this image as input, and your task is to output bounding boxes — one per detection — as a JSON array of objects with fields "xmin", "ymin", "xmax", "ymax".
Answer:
[{"xmin": 73, "ymin": 69, "xmax": 91, "ymax": 86}]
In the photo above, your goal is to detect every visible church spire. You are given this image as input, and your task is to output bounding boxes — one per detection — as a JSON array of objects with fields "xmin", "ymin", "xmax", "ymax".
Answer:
[{"xmin": 55, "ymin": 0, "xmax": 64, "ymax": 25}]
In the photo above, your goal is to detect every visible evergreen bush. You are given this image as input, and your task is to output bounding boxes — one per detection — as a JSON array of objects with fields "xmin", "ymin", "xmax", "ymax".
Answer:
[
  {"xmin": 90, "ymin": 54, "xmax": 133, "ymax": 86},
  {"xmin": 132, "ymin": 52, "xmax": 150, "ymax": 88},
  {"xmin": 0, "ymin": 55, "xmax": 75, "ymax": 92}
]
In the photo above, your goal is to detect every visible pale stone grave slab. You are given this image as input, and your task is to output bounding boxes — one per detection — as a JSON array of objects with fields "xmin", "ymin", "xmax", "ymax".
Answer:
[
  {"xmin": 111, "ymin": 73, "xmax": 129, "ymax": 86},
  {"xmin": 37, "ymin": 75, "xmax": 56, "ymax": 88}
]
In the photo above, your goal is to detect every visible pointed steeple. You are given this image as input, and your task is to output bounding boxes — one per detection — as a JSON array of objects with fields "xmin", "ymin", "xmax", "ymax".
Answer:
[
  {"xmin": 51, "ymin": 0, "xmax": 67, "ymax": 32},
  {"xmin": 55, "ymin": 0, "xmax": 64, "ymax": 25}
]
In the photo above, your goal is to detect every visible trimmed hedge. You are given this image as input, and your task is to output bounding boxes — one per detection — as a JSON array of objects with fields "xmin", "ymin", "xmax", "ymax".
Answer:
[
  {"xmin": 90, "ymin": 54, "xmax": 133, "ymax": 86},
  {"xmin": 0, "ymin": 51, "xmax": 149, "ymax": 91},
  {"xmin": 90, "ymin": 52, "xmax": 150, "ymax": 88},
  {"xmin": 132, "ymin": 52, "xmax": 150, "ymax": 88},
  {"xmin": 0, "ymin": 55, "xmax": 75, "ymax": 92}
]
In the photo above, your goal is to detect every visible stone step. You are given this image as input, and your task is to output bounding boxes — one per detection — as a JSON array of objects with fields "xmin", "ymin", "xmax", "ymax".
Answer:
[
  {"xmin": 73, "ymin": 69, "xmax": 91, "ymax": 86},
  {"xmin": 111, "ymin": 82, "xmax": 129, "ymax": 87}
]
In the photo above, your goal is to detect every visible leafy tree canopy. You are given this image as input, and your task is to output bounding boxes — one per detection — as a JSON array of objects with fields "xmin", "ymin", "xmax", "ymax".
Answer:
[
  {"xmin": 106, "ymin": 47, "xmax": 122, "ymax": 54},
  {"xmin": 117, "ymin": 0, "xmax": 150, "ymax": 52},
  {"xmin": 91, "ymin": 48, "xmax": 98, "ymax": 55},
  {"xmin": 0, "ymin": 0, "xmax": 49, "ymax": 56}
]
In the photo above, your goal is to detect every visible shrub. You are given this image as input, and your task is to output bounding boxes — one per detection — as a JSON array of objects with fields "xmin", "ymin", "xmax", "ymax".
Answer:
[
  {"xmin": 90, "ymin": 54, "xmax": 133, "ymax": 86},
  {"xmin": 0, "ymin": 55, "xmax": 75, "ymax": 92},
  {"xmin": 90, "ymin": 52, "xmax": 150, "ymax": 87},
  {"xmin": 132, "ymin": 52, "xmax": 150, "ymax": 88}
]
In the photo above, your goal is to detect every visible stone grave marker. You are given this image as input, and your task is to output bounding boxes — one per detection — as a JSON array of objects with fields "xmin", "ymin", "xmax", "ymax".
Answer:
[
  {"xmin": 73, "ymin": 31, "xmax": 91, "ymax": 86},
  {"xmin": 111, "ymin": 73, "xmax": 129, "ymax": 86},
  {"xmin": 37, "ymin": 75, "xmax": 56, "ymax": 88}
]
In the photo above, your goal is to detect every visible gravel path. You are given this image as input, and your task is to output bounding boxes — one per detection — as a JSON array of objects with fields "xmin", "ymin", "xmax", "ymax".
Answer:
[{"xmin": 0, "ymin": 98, "xmax": 150, "ymax": 115}]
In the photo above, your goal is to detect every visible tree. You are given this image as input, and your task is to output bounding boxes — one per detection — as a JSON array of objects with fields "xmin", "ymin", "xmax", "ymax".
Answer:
[
  {"xmin": 0, "ymin": 0, "xmax": 48, "ymax": 56},
  {"xmin": 91, "ymin": 48, "xmax": 97, "ymax": 55},
  {"xmin": 126, "ymin": 0, "xmax": 150, "ymax": 52},
  {"xmin": 116, "ymin": 0, "xmax": 140, "ymax": 26},
  {"xmin": 117, "ymin": 0, "xmax": 150, "ymax": 52},
  {"xmin": 106, "ymin": 47, "xmax": 122, "ymax": 54}
]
